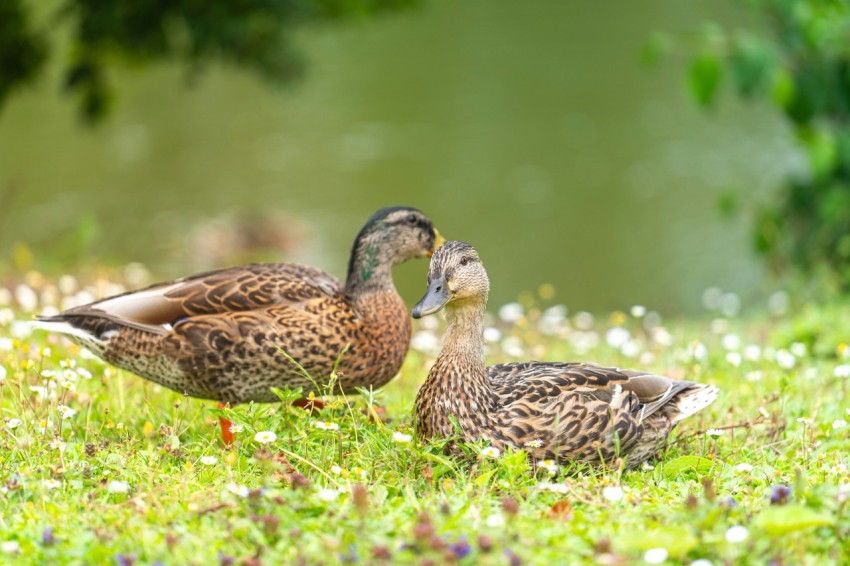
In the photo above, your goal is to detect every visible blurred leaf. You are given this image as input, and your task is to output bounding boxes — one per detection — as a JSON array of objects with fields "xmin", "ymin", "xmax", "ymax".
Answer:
[
  {"xmin": 640, "ymin": 32, "xmax": 671, "ymax": 69},
  {"xmin": 754, "ymin": 505, "xmax": 834, "ymax": 535},
  {"xmin": 800, "ymin": 128, "xmax": 838, "ymax": 179},
  {"xmin": 729, "ymin": 34, "xmax": 776, "ymax": 97},
  {"xmin": 771, "ymin": 67, "xmax": 796, "ymax": 109},
  {"xmin": 618, "ymin": 527, "xmax": 698, "ymax": 557},
  {"xmin": 662, "ymin": 455, "xmax": 713, "ymax": 479},
  {"xmin": 716, "ymin": 189, "xmax": 740, "ymax": 218},
  {"xmin": 687, "ymin": 52, "xmax": 722, "ymax": 108}
]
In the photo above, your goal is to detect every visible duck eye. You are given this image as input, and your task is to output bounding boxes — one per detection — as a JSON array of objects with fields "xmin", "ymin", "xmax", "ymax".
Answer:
[
  {"xmin": 460, "ymin": 258, "xmax": 469, "ymax": 266},
  {"xmin": 406, "ymin": 214, "xmax": 417, "ymax": 224}
]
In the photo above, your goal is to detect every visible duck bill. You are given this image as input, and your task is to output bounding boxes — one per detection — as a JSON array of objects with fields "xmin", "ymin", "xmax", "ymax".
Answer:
[
  {"xmin": 412, "ymin": 277, "xmax": 450, "ymax": 319},
  {"xmin": 427, "ymin": 229, "xmax": 446, "ymax": 258}
]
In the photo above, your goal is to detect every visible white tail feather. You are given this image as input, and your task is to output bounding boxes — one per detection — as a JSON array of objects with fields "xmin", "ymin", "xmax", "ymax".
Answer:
[
  {"xmin": 30, "ymin": 320, "xmax": 102, "ymax": 345},
  {"xmin": 672, "ymin": 384, "xmax": 719, "ymax": 422}
]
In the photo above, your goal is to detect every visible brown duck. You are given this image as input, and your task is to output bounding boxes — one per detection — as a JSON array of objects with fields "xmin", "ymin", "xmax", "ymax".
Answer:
[
  {"xmin": 412, "ymin": 241, "xmax": 718, "ymax": 467},
  {"xmin": 35, "ymin": 207, "xmax": 442, "ymax": 409}
]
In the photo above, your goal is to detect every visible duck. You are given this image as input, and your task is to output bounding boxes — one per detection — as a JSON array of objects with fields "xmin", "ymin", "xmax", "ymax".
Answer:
[
  {"xmin": 412, "ymin": 241, "xmax": 718, "ymax": 467},
  {"xmin": 35, "ymin": 206, "xmax": 443, "ymax": 440}
]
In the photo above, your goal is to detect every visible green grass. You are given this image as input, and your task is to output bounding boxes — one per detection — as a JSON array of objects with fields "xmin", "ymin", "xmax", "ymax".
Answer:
[{"xmin": 1, "ymin": 282, "xmax": 849, "ymax": 565}]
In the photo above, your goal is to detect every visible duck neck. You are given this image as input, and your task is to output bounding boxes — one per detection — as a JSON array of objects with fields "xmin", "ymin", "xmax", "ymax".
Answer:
[
  {"xmin": 442, "ymin": 299, "xmax": 488, "ymax": 366},
  {"xmin": 344, "ymin": 232, "xmax": 397, "ymax": 297}
]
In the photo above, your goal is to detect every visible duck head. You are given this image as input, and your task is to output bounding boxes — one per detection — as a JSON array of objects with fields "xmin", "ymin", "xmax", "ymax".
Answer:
[{"xmin": 412, "ymin": 241, "xmax": 490, "ymax": 318}]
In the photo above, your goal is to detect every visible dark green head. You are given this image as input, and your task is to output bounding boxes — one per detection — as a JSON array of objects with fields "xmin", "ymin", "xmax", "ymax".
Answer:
[
  {"xmin": 346, "ymin": 206, "xmax": 443, "ymax": 287},
  {"xmin": 412, "ymin": 240, "xmax": 489, "ymax": 318}
]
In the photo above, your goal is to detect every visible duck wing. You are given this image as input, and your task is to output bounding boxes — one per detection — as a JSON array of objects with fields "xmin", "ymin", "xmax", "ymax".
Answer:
[{"xmin": 43, "ymin": 263, "xmax": 343, "ymax": 330}]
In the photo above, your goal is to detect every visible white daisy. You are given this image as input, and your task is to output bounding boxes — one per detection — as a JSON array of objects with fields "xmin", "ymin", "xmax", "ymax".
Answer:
[
  {"xmin": 725, "ymin": 525, "xmax": 749, "ymax": 543},
  {"xmin": 644, "ymin": 548, "xmax": 668, "ymax": 564},
  {"xmin": 254, "ymin": 431, "xmax": 277, "ymax": 444},
  {"xmin": 392, "ymin": 431, "xmax": 413, "ymax": 444},
  {"xmin": 480, "ymin": 446, "xmax": 501, "ymax": 459}
]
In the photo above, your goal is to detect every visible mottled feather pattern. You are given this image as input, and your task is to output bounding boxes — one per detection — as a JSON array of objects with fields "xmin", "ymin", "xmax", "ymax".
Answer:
[
  {"xmin": 414, "ymin": 241, "xmax": 718, "ymax": 468},
  {"xmin": 36, "ymin": 207, "xmax": 439, "ymax": 404}
]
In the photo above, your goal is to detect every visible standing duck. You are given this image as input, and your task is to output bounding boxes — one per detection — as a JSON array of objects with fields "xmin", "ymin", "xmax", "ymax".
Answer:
[
  {"xmin": 412, "ymin": 241, "xmax": 718, "ymax": 467},
  {"xmin": 35, "ymin": 207, "xmax": 442, "ymax": 440}
]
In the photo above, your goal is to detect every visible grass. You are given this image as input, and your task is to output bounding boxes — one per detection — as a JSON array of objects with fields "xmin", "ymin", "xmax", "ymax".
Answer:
[{"xmin": 1, "ymin": 278, "xmax": 849, "ymax": 565}]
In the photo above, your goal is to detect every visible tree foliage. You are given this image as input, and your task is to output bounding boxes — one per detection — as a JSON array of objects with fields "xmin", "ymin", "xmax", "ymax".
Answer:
[
  {"xmin": 0, "ymin": 0, "xmax": 420, "ymax": 122},
  {"xmin": 682, "ymin": 0, "xmax": 850, "ymax": 287}
]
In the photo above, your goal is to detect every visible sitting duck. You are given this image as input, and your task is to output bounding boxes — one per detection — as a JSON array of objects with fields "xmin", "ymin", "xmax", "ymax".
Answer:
[{"xmin": 412, "ymin": 241, "xmax": 718, "ymax": 467}]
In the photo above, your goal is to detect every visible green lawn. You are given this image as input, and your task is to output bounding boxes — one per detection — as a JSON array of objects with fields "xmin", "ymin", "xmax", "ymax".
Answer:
[{"xmin": 1, "ymin": 279, "xmax": 848, "ymax": 565}]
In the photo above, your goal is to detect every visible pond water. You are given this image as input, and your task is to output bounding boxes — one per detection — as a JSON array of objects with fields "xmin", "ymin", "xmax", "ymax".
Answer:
[{"xmin": 0, "ymin": 0, "xmax": 799, "ymax": 313}]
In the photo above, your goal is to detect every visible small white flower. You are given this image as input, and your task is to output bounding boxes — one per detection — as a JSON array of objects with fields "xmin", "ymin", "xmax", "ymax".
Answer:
[
  {"xmin": 317, "ymin": 488, "xmax": 340, "ymax": 502},
  {"xmin": 722, "ymin": 334, "xmax": 740, "ymax": 351},
  {"xmin": 411, "ymin": 331, "xmax": 439, "ymax": 354},
  {"xmin": 226, "ymin": 483, "xmax": 249, "ymax": 497},
  {"xmin": 29, "ymin": 385, "xmax": 48, "ymax": 400},
  {"xmin": 706, "ymin": 429, "xmax": 724, "ymax": 438},
  {"xmin": 631, "ymin": 305, "xmax": 647, "ymax": 318},
  {"xmin": 790, "ymin": 342, "xmax": 807, "ymax": 357},
  {"xmin": 836, "ymin": 365, "xmax": 850, "ymax": 378},
  {"xmin": 6, "ymin": 418, "xmax": 21, "ymax": 430},
  {"xmin": 392, "ymin": 431, "xmax": 413, "ymax": 444},
  {"xmin": 49, "ymin": 440, "xmax": 65, "ymax": 452},
  {"xmin": 688, "ymin": 560, "xmax": 714, "ymax": 566},
  {"xmin": 830, "ymin": 464, "xmax": 847, "ymax": 475},
  {"xmin": 537, "ymin": 482, "xmax": 569, "ymax": 494},
  {"xmin": 254, "ymin": 431, "xmax": 277, "ymax": 444},
  {"xmin": 485, "ymin": 513, "xmax": 506, "ymax": 528},
  {"xmin": 523, "ymin": 439, "xmax": 543, "ymax": 449},
  {"xmin": 480, "ymin": 446, "xmax": 501, "ymax": 459},
  {"xmin": 1, "ymin": 541, "xmax": 20, "ymax": 554},
  {"xmin": 483, "ymin": 327, "xmax": 502, "ymax": 343},
  {"xmin": 76, "ymin": 367, "xmax": 92, "ymax": 380},
  {"xmin": 229, "ymin": 424, "xmax": 244, "ymax": 434},
  {"xmin": 725, "ymin": 352, "xmax": 742, "ymax": 367},
  {"xmin": 734, "ymin": 463, "xmax": 753, "ymax": 473},
  {"xmin": 57, "ymin": 405, "xmax": 77, "ymax": 419},
  {"xmin": 620, "ymin": 340, "xmax": 641, "ymax": 358},
  {"xmin": 746, "ymin": 370, "xmax": 763, "ymax": 382},
  {"xmin": 501, "ymin": 336, "xmax": 524, "ymax": 358},
  {"xmin": 15, "ymin": 284, "xmax": 38, "ymax": 311},
  {"xmin": 313, "ymin": 421, "xmax": 339, "ymax": 431},
  {"xmin": 107, "ymin": 480, "xmax": 130, "ymax": 493},
  {"xmin": 641, "ymin": 461, "xmax": 655, "ymax": 471},
  {"xmin": 833, "ymin": 420, "xmax": 847, "ymax": 430},
  {"xmin": 0, "ymin": 366, "xmax": 6, "ymax": 382},
  {"xmin": 538, "ymin": 459, "xmax": 559, "ymax": 475},
  {"xmin": 606, "ymin": 327, "xmax": 630, "ymax": 348},
  {"xmin": 60, "ymin": 380, "xmax": 76, "ymax": 391},
  {"xmin": 725, "ymin": 525, "xmax": 749, "ymax": 543},
  {"xmin": 573, "ymin": 311, "xmax": 595, "ymax": 330},
  {"xmin": 743, "ymin": 344, "xmax": 761, "ymax": 361},
  {"xmin": 498, "ymin": 302, "xmax": 524, "ymax": 323},
  {"xmin": 776, "ymin": 349, "xmax": 796, "ymax": 369},
  {"xmin": 331, "ymin": 465, "xmax": 343, "ymax": 475},
  {"xmin": 719, "ymin": 292, "xmax": 741, "ymax": 317},
  {"xmin": 602, "ymin": 486, "xmax": 624, "ymax": 502},
  {"xmin": 689, "ymin": 341, "xmax": 708, "ymax": 362},
  {"xmin": 42, "ymin": 479, "xmax": 61, "ymax": 490},
  {"xmin": 797, "ymin": 416, "xmax": 813, "ymax": 425},
  {"xmin": 644, "ymin": 548, "xmax": 668, "ymax": 564},
  {"xmin": 200, "ymin": 456, "xmax": 218, "ymax": 466},
  {"xmin": 37, "ymin": 419, "xmax": 54, "ymax": 434}
]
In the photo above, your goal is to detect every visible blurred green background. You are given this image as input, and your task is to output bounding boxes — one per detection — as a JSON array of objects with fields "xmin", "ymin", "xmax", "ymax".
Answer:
[{"xmin": 0, "ymin": 0, "xmax": 804, "ymax": 312}]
